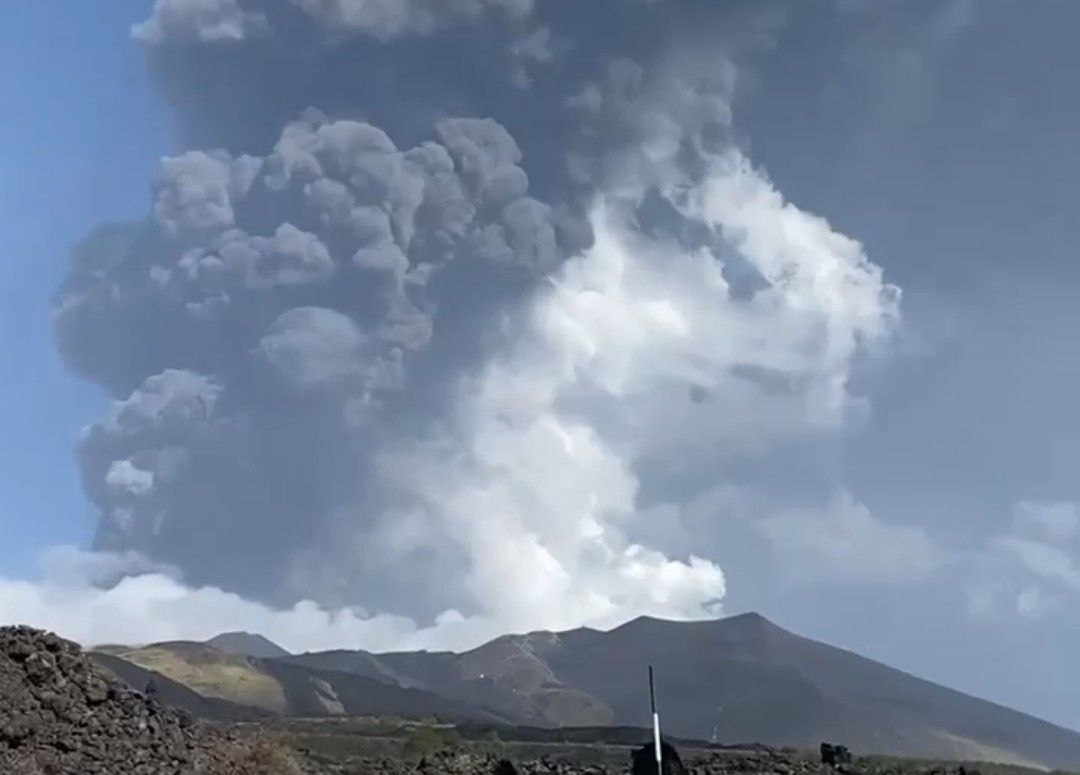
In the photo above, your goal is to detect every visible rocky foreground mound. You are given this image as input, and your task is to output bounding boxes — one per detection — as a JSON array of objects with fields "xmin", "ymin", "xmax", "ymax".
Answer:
[{"xmin": 0, "ymin": 626, "xmax": 292, "ymax": 774}]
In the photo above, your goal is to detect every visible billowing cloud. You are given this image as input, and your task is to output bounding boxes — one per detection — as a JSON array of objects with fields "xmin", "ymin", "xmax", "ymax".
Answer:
[
  {"xmin": 1015, "ymin": 500, "xmax": 1079, "ymax": 543},
  {"xmin": 135, "ymin": 0, "xmax": 535, "ymax": 45},
  {"xmin": 292, "ymin": 0, "xmax": 535, "ymax": 41},
  {"xmin": 255, "ymin": 306, "xmax": 392, "ymax": 394},
  {"xmin": 0, "ymin": 548, "xmax": 420, "ymax": 653},
  {"xmin": 758, "ymin": 491, "xmax": 943, "ymax": 584},
  {"xmin": 968, "ymin": 501, "xmax": 1080, "ymax": 621},
  {"xmin": 35, "ymin": 0, "xmax": 905, "ymax": 649},
  {"xmin": 133, "ymin": 0, "xmax": 270, "ymax": 44},
  {"xmin": 995, "ymin": 538, "xmax": 1080, "ymax": 593}
]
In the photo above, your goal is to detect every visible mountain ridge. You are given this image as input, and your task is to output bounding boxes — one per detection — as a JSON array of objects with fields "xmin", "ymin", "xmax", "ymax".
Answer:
[
  {"xmin": 280, "ymin": 612, "xmax": 1080, "ymax": 769},
  {"xmin": 90, "ymin": 639, "xmax": 509, "ymax": 724},
  {"xmin": 89, "ymin": 613, "xmax": 1080, "ymax": 769}
]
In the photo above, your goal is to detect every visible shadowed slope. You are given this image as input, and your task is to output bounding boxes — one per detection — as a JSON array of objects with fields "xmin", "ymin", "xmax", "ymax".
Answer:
[
  {"xmin": 97, "ymin": 639, "xmax": 507, "ymax": 723},
  {"xmin": 284, "ymin": 613, "xmax": 1080, "ymax": 768},
  {"xmin": 89, "ymin": 651, "xmax": 269, "ymax": 721}
]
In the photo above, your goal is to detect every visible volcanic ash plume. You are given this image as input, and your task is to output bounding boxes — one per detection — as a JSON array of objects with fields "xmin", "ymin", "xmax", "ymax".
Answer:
[{"xmin": 43, "ymin": 0, "xmax": 899, "ymax": 650}]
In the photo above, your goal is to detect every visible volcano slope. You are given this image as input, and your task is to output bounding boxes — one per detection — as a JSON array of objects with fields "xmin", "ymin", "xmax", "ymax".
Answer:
[
  {"xmin": 89, "ymin": 650, "xmax": 269, "ymax": 722},
  {"xmin": 5, "ymin": 623, "xmax": 1073, "ymax": 775},
  {"xmin": 92, "ymin": 639, "xmax": 507, "ymax": 723},
  {"xmin": 281, "ymin": 613, "xmax": 1080, "ymax": 769}
]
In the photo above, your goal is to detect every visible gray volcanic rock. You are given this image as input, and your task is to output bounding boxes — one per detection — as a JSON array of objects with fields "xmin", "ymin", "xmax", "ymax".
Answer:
[
  {"xmin": 262, "ymin": 744, "xmax": 1003, "ymax": 775},
  {"xmin": 1, "ymin": 625, "xmax": 207, "ymax": 773},
  {"xmin": 0, "ymin": 625, "xmax": 293, "ymax": 774}
]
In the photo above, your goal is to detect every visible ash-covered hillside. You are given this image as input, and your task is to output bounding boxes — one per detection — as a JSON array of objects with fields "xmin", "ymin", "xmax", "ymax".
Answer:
[{"xmin": 279, "ymin": 613, "xmax": 1080, "ymax": 770}]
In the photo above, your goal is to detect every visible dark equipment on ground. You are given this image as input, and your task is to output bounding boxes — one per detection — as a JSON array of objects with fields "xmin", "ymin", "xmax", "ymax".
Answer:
[
  {"xmin": 820, "ymin": 742, "xmax": 853, "ymax": 767},
  {"xmin": 632, "ymin": 740, "xmax": 688, "ymax": 775},
  {"xmin": 492, "ymin": 761, "xmax": 518, "ymax": 775}
]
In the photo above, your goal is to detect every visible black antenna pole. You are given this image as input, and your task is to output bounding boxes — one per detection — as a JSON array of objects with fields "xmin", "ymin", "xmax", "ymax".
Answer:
[{"xmin": 649, "ymin": 665, "xmax": 662, "ymax": 770}]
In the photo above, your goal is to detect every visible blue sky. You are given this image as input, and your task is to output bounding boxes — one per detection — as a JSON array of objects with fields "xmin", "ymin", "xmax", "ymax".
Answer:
[
  {"xmin": 2, "ymin": 0, "xmax": 1080, "ymax": 735},
  {"xmin": 0, "ymin": 2, "xmax": 166, "ymax": 575}
]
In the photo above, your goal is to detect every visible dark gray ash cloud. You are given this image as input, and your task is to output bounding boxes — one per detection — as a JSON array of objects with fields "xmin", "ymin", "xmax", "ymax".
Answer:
[
  {"xmin": 56, "ymin": 100, "xmax": 590, "ymax": 610},
  {"xmin": 45, "ymin": 0, "xmax": 903, "ymax": 647}
]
